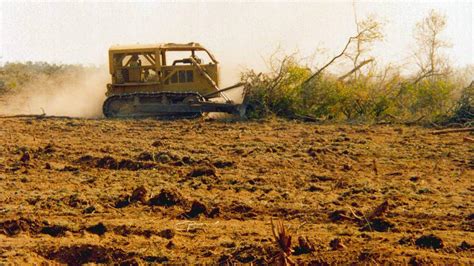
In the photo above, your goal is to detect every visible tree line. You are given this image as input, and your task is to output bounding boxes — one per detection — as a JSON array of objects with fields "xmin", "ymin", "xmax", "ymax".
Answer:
[{"xmin": 241, "ymin": 9, "xmax": 473, "ymax": 125}]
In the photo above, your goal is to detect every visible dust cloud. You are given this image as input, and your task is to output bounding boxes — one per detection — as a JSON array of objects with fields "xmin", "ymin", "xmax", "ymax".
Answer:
[
  {"xmin": 0, "ymin": 67, "xmax": 108, "ymax": 118},
  {"xmin": 0, "ymin": 64, "xmax": 245, "ymax": 118}
]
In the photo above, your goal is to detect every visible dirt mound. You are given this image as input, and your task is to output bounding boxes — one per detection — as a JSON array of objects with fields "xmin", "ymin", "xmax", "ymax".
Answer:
[
  {"xmin": 40, "ymin": 225, "xmax": 68, "ymax": 237},
  {"xmin": 415, "ymin": 234, "xmax": 444, "ymax": 249},
  {"xmin": 329, "ymin": 238, "xmax": 346, "ymax": 250},
  {"xmin": 0, "ymin": 218, "xmax": 41, "ymax": 236},
  {"xmin": 213, "ymin": 160, "xmax": 235, "ymax": 168},
  {"xmin": 76, "ymin": 155, "xmax": 156, "ymax": 170},
  {"xmin": 149, "ymin": 188, "xmax": 186, "ymax": 207},
  {"xmin": 130, "ymin": 185, "xmax": 148, "ymax": 203},
  {"xmin": 42, "ymin": 244, "xmax": 135, "ymax": 265},
  {"xmin": 458, "ymin": 241, "xmax": 472, "ymax": 251},
  {"xmin": 188, "ymin": 166, "xmax": 216, "ymax": 177},
  {"xmin": 184, "ymin": 200, "xmax": 208, "ymax": 218},
  {"xmin": 293, "ymin": 236, "xmax": 316, "ymax": 255},
  {"xmin": 113, "ymin": 225, "xmax": 144, "ymax": 237},
  {"xmin": 19, "ymin": 151, "xmax": 31, "ymax": 163},
  {"xmin": 225, "ymin": 201, "xmax": 257, "ymax": 219},
  {"xmin": 136, "ymin": 151, "xmax": 181, "ymax": 164},
  {"xmin": 111, "ymin": 224, "xmax": 174, "ymax": 240},
  {"xmin": 86, "ymin": 223, "xmax": 107, "ymax": 236},
  {"xmin": 115, "ymin": 186, "xmax": 149, "ymax": 208},
  {"xmin": 230, "ymin": 244, "xmax": 268, "ymax": 264},
  {"xmin": 360, "ymin": 218, "xmax": 396, "ymax": 232},
  {"xmin": 157, "ymin": 228, "xmax": 175, "ymax": 239},
  {"xmin": 137, "ymin": 151, "xmax": 154, "ymax": 161},
  {"xmin": 0, "ymin": 218, "xmax": 70, "ymax": 237},
  {"xmin": 66, "ymin": 193, "xmax": 89, "ymax": 208}
]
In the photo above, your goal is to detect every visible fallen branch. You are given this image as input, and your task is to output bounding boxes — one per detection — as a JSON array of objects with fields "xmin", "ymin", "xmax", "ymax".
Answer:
[
  {"xmin": 463, "ymin": 137, "xmax": 474, "ymax": 143},
  {"xmin": 338, "ymin": 58, "xmax": 374, "ymax": 81},
  {"xmin": 404, "ymin": 115, "xmax": 425, "ymax": 126},
  {"xmin": 375, "ymin": 114, "xmax": 399, "ymax": 125},
  {"xmin": 288, "ymin": 114, "xmax": 321, "ymax": 122},
  {"xmin": 0, "ymin": 114, "xmax": 77, "ymax": 120},
  {"xmin": 431, "ymin": 127, "xmax": 474, "ymax": 135},
  {"xmin": 0, "ymin": 114, "xmax": 46, "ymax": 119}
]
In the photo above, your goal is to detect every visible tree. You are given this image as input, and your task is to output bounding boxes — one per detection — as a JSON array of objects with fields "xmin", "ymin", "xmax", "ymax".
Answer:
[
  {"xmin": 413, "ymin": 9, "xmax": 451, "ymax": 84},
  {"xmin": 302, "ymin": 16, "xmax": 383, "ymax": 86},
  {"xmin": 344, "ymin": 2, "xmax": 384, "ymax": 80}
]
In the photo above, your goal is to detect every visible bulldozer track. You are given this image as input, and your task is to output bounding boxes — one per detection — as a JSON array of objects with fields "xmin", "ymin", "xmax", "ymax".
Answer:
[{"xmin": 102, "ymin": 91, "xmax": 205, "ymax": 119}]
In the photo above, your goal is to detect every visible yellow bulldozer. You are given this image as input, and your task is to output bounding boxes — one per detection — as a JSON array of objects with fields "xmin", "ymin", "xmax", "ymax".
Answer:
[{"xmin": 103, "ymin": 42, "xmax": 246, "ymax": 118}]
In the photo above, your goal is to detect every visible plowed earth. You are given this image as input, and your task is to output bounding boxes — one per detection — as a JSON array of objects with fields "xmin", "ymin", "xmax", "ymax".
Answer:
[{"xmin": 0, "ymin": 117, "xmax": 472, "ymax": 264}]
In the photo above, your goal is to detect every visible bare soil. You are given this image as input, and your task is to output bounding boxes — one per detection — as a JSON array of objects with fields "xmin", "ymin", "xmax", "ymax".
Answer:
[{"xmin": 0, "ymin": 117, "xmax": 472, "ymax": 264}]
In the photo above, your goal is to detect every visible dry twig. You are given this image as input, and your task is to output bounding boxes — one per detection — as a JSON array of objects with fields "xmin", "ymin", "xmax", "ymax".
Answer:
[
  {"xmin": 463, "ymin": 137, "xmax": 474, "ymax": 143},
  {"xmin": 431, "ymin": 127, "xmax": 474, "ymax": 135}
]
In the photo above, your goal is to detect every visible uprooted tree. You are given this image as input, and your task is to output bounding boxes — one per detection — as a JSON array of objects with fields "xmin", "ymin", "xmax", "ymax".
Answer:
[{"xmin": 241, "ymin": 9, "xmax": 471, "ymax": 125}]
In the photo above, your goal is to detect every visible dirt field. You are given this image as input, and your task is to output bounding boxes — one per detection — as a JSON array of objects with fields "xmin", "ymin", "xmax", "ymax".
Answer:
[{"xmin": 0, "ymin": 117, "xmax": 472, "ymax": 264}]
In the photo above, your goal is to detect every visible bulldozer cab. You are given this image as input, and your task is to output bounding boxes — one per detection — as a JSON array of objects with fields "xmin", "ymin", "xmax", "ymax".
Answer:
[
  {"xmin": 107, "ymin": 43, "xmax": 220, "ymax": 97},
  {"xmin": 114, "ymin": 54, "xmax": 152, "ymax": 83}
]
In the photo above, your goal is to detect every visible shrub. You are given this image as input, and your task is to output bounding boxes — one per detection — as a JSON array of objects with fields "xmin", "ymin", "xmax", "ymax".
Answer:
[
  {"xmin": 447, "ymin": 81, "xmax": 473, "ymax": 125},
  {"xmin": 241, "ymin": 56, "xmax": 311, "ymax": 118},
  {"xmin": 241, "ymin": 54, "xmax": 469, "ymax": 124}
]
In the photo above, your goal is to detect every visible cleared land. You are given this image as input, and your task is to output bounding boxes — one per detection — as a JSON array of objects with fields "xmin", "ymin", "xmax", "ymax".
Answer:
[{"xmin": 0, "ymin": 117, "xmax": 472, "ymax": 264}]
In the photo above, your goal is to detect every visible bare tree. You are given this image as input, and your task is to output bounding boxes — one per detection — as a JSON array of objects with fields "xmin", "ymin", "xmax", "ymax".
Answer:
[
  {"xmin": 345, "ymin": 3, "xmax": 384, "ymax": 80},
  {"xmin": 413, "ymin": 9, "xmax": 451, "ymax": 84}
]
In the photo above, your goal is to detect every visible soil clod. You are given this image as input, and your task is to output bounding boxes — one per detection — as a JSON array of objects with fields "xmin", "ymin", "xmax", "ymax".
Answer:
[
  {"xmin": 188, "ymin": 167, "xmax": 216, "ymax": 177},
  {"xmin": 149, "ymin": 188, "xmax": 185, "ymax": 207},
  {"xmin": 42, "ymin": 244, "xmax": 134, "ymax": 265},
  {"xmin": 158, "ymin": 228, "xmax": 175, "ymax": 239},
  {"xmin": 213, "ymin": 160, "xmax": 234, "ymax": 168},
  {"xmin": 86, "ymin": 222, "xmax": 107, "ymax": 236},
  {"xmin": 361, "ymin": 218, "xmax": 395, "ymax": 232},
  {"xmin": 130, "ymin": 185, "xmax": 148, "ymax": 203},
  {"xmin": 77, "ymin": 155, "xmax": 156, "ymax": 171},
  {"xmin": 185, "ymin": 200, "xmax": 208, "ymax": 218},
  {"xmin": 457, "ymin": 241, "xmax": 472, "ymax": 251},
  {"xmin": 137, "ymin": 151, "xmax": 153, "ymax": 161},
  {"xmin": 20, "ymin": 151, "xmax": 30, "ymax": 163},
  {"xmin": 40, "ymin": 225, "xmax": 68, "ymax": 237},
  {"xmin": 329, "ymin": 238, "xmax": 346, "ymax": 250},
  {"xmin": 0, "ymin": 218, "xmax": 40, "ymax": 236},
  {"xmin": 329, "ymin": 210, "xmax": 351, "ymax": 222},
  {"xmin": 293, "ymin": 236, "xmax": 316, "ymax": 255},
  {"xmin": 415, "ymin": 234, "xmax": 444, "ymax": 249}
]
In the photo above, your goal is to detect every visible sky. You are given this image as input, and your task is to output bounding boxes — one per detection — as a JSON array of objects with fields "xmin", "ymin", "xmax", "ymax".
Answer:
[{"xmin": 0, "ymin": 1, "xmax": 473, "ymax": 84}]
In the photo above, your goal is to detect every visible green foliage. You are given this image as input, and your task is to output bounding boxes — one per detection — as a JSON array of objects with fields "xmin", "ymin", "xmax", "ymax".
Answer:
[
  {"xmin": 448, "ymin": 82, "xmax": 474, "ymax": 124},
  {"xmin": 301, "ymin": 76, "xmax": 344, "ymax": 120},
  {"xmin": 241, "ymin": 57, "xmax": 311, "ymax": 118},
  {"xmin": 241, "ymin": 55, "xmax": 467, "ymax": 123},
  {"xmin": 412, "ymin": 80, "xmax": 455, "ymax": 118}
]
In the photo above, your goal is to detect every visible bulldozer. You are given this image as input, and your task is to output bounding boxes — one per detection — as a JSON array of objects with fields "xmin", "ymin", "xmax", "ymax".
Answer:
[{"xmin": 103, "ymin": 42, "xmax": 246, "ymax": 118}]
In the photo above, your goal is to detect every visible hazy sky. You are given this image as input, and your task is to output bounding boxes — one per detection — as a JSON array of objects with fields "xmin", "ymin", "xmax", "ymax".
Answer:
[{"xmin": 1, "ymin": 1, "xmax": 472, "ymax": 83}]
